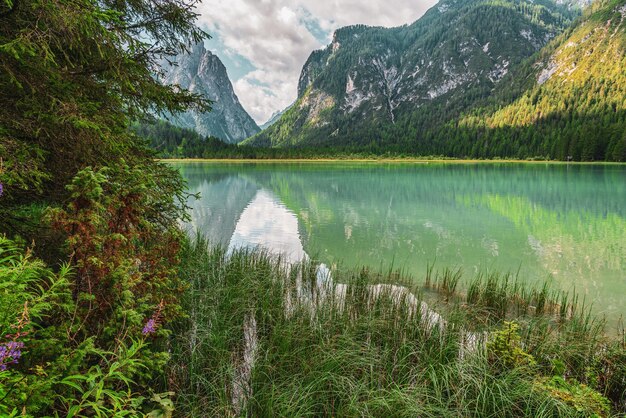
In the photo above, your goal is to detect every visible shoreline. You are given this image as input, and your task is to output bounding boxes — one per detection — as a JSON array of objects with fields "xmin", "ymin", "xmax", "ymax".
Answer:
[{"xmin": 161, "ymin": 158, "xmax": 625, "ymax": 165}]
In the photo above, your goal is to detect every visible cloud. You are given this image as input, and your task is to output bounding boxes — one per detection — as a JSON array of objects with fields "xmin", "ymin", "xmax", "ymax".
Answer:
[
  {"xmin": 233, "ymin": 69, "xmax": 294, "ymax": 125},
  {"xmin": 196, "ymin": 0, "xmax": 437, "ymax": 123}
]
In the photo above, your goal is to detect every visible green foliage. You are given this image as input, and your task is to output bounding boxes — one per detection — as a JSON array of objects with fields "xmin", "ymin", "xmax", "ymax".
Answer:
[
  {"xmin": 0, "ymin": 238, "xmax": 72, "ymax": 414},
  {"xmin": 0, "ymin": 155, "xmax": 190, "ymax": 415},
  {"xmin": 0, "ymin": 237, "xmax": 71, "ymax": 337},
  {"xmin": 535, "ymin": 375, "xmax": 611, "ymax": 417},
  {"xmin": 0, "ymin": 237, "xmax": 73, "ymax": 414},
  {"xmin": 57, "ymin": 339, "xmax": 175, "ymax": 418},
  {"xmin": 0, "ymin": 0, "xmax": 210, "ymax": 233},
  {"xmin": 587, "ymin": 338, "xmax": 626, "ymax": 410},
  {"xmin": 132, "ymin": 119, "xmax": 224, "ymax": 159},
  {"xmin": 1, "ymin": 0, "xmax": 208, "ymax": 411},
  {"xmin": 488, "ymin": 321, "xmax": 537, "ymax": 370},
  {"xmin": 47, "ymin": 163, "xmax": 186, "ymax": 337},
  {"xmin": 134, "ymin": 119, "xmax": 445, "ymax": 160},
  {"xmin": 0, "ymin": 234, "xmax": 177, "ymax": 416}
]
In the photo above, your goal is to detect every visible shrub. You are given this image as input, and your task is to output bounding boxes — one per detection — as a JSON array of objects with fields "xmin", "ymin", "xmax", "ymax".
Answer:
[
  {"xmin": 1, "ymin": 159, "xmax": 188, "ymax": 415},
  {"xmin": 487, "ymin": 321, "xmax": 536, "ymax": 370},
  {"xmin": 0, "ymin": 236, "xmax": 175, "ymax": 416},
  {"xmin": 535, "ymin": 375, "xmax": 611, "ymax": 417},
  {"xmin": 46, "ymin": 162, "xmax": 186, "ymax": 341}
]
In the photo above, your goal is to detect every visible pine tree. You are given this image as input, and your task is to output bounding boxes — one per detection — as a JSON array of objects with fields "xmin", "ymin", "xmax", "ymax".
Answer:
[{"xmin": 0, "ymin": 0, "xmax": 210, "ymax": 201}]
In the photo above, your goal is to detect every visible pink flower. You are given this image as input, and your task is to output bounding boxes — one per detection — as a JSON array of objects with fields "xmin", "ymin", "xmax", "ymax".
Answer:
[
  {"xmin": 142, "ymin": 318, "xmax": 157, "ymax": 335},
  {"xmin": 142, "ymin": 300, "xmax": 164, "ymax": 336}
]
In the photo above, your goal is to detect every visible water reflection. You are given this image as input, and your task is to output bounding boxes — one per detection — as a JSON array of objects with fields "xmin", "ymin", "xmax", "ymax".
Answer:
[
  {"xmin": 228, "ymin": 190, "xmax": 306, "ymax": 263},
  {"xmin": 176, "ymin": 162, "xmax": 626, "ymax": 323},
  {"xmin": 182, "ymin": 169, "xmax": 259, "ymax": 245}
]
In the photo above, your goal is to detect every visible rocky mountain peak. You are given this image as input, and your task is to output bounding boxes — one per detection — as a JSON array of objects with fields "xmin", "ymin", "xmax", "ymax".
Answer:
[
  {"xmin": 246, "ymin": 0, "xmax": 581, "ymax": 148},
  {"xmin": 159, "ymin": 42, "xmax": 260, "ymax": 144}
]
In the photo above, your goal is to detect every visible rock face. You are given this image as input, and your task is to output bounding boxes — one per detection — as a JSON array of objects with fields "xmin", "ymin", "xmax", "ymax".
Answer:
[
  {"xmin": 160, "ymin": 42, "xmax": 259, "ymax": 144},
  {"xmin": 245, "ymin": 0, "xmax": 581, "ymax": 147}
]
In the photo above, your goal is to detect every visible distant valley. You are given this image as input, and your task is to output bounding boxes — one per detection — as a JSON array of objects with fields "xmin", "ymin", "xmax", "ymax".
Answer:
[{"xmin": 155, "ymin": 0, "xmax": 626, "ymax": 161}]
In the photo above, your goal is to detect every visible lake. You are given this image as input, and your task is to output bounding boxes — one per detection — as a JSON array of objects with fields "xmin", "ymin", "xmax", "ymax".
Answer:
[{"xmin": 175, "ymin": 161, "xmax": 626, "ymax": 325}]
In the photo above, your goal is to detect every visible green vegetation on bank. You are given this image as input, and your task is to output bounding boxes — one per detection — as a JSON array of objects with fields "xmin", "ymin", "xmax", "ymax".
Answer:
[
  {"xmin": 0, "ymin": 161, "xmax": 191, "ymax": 415},
  {"xmin": 2, "ymin": 233, "xmax": 625, "ymax": 415},
  {"xmin": 133, "ymin": 119, "xmax": 555, "ymax": 161},
  {"xmin": 0, "ymin": 0, "xmax": 206, "ymax": 414},
  {"xmin": 167, "ymin": 238, "xmax": 626, "ymax": 416}
]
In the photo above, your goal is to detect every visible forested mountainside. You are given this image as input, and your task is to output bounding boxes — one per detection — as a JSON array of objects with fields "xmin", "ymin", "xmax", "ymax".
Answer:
[
  {"xmin": 246, "ymin": 0, "xmax": 580, "ymax": 148},
  {"xmin": 439, "ymin": 0, "xmax": 626, "ymax": 160},
  {"xmin": 159, "ymin": 42, "xmax": 260, "ymax": 143},
  {"xmin": 246, "ymin": 0, "xmax": 625, "ymax": 161}
]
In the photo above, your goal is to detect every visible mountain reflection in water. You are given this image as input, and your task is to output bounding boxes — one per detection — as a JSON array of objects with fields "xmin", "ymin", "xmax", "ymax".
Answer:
[{"xmin": 176, "ymin": 162, "xmax": 626, "ymax": 326}]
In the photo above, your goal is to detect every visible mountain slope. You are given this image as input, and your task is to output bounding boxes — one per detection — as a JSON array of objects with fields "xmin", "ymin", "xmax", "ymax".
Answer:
[
  {"xmin": 160, "ymin": 43, "xmax": 260, "ymax": 144},
  {"xmin": 245, "ymin": 0, "xmax": 580, "ymax": 148},
  {"xmin": 441, "ymin": 0, "xmax": 626, "ymax": 160}
]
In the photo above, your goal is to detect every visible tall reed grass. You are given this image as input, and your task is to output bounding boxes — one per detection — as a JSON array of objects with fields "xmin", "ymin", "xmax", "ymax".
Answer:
[{"xmin": 165, "ymin": 238, "xmax": 625, "ymax": 417}]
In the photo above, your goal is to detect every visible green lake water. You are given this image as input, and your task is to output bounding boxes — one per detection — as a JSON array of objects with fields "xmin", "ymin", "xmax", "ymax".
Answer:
[{"xmin": 175, "ymin": 162, "xmax": 626, "ymax": 325}]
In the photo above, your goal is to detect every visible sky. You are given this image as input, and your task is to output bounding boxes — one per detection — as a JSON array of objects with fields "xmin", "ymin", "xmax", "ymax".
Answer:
[{"xmin": 195, "ymin": 0, "xmax": 438, "ymax": 124}]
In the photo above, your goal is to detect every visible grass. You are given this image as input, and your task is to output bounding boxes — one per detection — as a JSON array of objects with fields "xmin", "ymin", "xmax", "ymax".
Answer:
[{"xmin": 165, "ymin": 238, "xmax": 626, "ymax": 417}]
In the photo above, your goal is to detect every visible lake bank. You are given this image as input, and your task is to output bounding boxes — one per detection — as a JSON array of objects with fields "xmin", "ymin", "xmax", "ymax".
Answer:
[
  {"xmin": 175, "ymin": 161, "xmax": 626, "ymax": 327},
  {"xmin": 165, "ymin": 161, "xmax": 626, "ymax": 415},
  {"xmin": 163, "ymin": 157, "xmax": 626, "ymax": 164},
  {"xmin": 167, "ymin": 238, "xmax": 624, "ymax": 416}
]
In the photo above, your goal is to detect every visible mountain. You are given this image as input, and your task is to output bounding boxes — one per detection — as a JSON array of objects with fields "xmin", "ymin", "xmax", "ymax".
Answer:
[
  {"xmin": 159, "ymin": 42, "xmax": 260, "ymax": 144},
  {"xmin": 260, "ymin": 104, "xmax": 293, "ymax": 130},
  {"xmin": 244, "ymin": 0, "xmax": 582, "ymax": 150},
  {"xmin": 442, "ymin": 0, "xmax": 626, "ymax": 160}
]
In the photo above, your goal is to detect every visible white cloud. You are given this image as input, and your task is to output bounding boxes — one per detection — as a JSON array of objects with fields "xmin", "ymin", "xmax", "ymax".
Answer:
[{"xmin": 196, "ymin": 0, "xmax": 437, "ymax": 123}]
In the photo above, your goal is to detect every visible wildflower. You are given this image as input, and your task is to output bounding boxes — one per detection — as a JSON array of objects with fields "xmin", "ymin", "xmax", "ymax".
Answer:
[
  {"xmin": 0, "ymin": 302, "xmax": 30, "ymax": 371},
  {"xmin": 142, "ymin": 318, "xmax": 157, "ymax": 335},
  {"xmin": 0, "ymin": 182, "xmax": 3, "ymax": 197},
  {"xmin": 0, "ymin": 341, "xmax": 24, "ymax": 371},
  {"xmin": 142, "ymin": 300, "xmax": 164, "ymax": 336}
]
